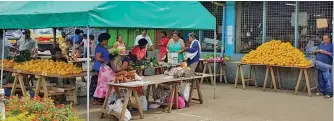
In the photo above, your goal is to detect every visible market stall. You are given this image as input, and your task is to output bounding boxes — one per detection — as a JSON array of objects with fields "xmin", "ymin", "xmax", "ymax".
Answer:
[{"xmin": 0, "ymin": 1, "xmax": 217, "ymax": 120}]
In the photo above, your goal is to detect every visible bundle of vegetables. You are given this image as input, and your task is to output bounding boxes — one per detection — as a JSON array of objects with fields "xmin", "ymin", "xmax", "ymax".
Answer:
[
  {"xmin": 108, "ymin": 48, "xmax": 121, "ymax": 56},
  {"xmin": 131, "ymin": 57, "xmax": 159, "ymax": 70},
  {"xmin": 13, "ymin": 50, "xmax": 31, "ymax": 63}
]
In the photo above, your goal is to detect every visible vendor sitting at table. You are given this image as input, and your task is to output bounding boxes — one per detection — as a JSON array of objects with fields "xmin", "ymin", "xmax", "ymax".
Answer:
[
  {"xmin": 51, "ymin": 47, "xmax": 68, "ymax": 62},
  {"xmin": 184, "ymin": 32, "xmax": 201, "ymax": 72},
  {"xmin": 130, "ymin": 38, "xmax": 148, "ymax": 62}
]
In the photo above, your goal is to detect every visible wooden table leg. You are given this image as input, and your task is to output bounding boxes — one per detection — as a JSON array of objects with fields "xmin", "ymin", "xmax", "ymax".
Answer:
[
  {"xmin": 188, "ymin": 80, "xmax": 195, "ymax": 106},
  {"xmin": 119, "ymin": 88, "xmax": 132, "ymax": 120},
  {"xmin": 294, "ymin": 69, "xmax": 303, "ymax": 95},
  {"xmin": 41, "ymin": 77, "xmax": 48, "ymax": 97},
  {"xmin": 10, "ymin": 74, "xmax": 18, "ymax": 97},
  {"xmin": 223, "ymin": 63, "xmax": 228, "ymax": 84},
  {"xmin": 247, "ymin": 66, "xmax": 252, "ymax": 86},
  {"xmin": 18, "ymin": 75, "xmax": 27, "ymax": 96},
  {"xmin": 133, "ymin": 88, "xmax": 144, "ymax": 119},
  {"xmin": 70, "ymin": 79, "xmax": 78, "ymax": 105},
  {"xmin": 303, "ymin": 69, "xmax": 312, "ymax": 97},
  {"xmin": 146, "ymin": 85, "xmax": 151, "ymax": 101},
  {"xmin": 207, "ymin": 63, "xmax": 214, "ymax": 86},
  {"xmin": 152, "ymin": 84, "xmax": 157, "ymax": 100},
  {"xmin": 174, "ymin": 83, "xmax": 178, "ymax": 110},
  {"xmin": 100, "ymin": 86, "xmax": 113, "ymax": 119},
  {"xmin": 234, "ymin": 65, "xmax": 240, "ymax": 88},
  {"xmin": 269, "ymin": 67, "xmax": 277, "ymax": 91},
  {"xmin": 165, "ymin": 84, "xmax": 176, "ymax": 113},
  {"xmin": 219, "ymin": 63, "xmax": 223, "ymax": 83},
  {"xmin": 239, "ymin": 65, "xmax": 246, "ymax": 90},
  {"xmin": 200, "ymin": 63, "xmax": 207, "ymax": 84},
  {"xmin": 195, "ymin": 79, "xmax": 203, "ymax": 104},
  {"xmin": 35, "ymin": 76, "xmax": 42, "ymax": 97},
  {"xmin": 263, "ymin": 66, "xmax": 270, "ymax": 91}
]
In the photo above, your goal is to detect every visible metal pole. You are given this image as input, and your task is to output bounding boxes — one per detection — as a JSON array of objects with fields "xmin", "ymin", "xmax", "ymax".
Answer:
[
  {"xmin": 332, "ymin": 1, "xmax": 334, "ymax": 99},
  {"xmin": 214, "ymin": 29, "xmax": 217, "ymax": 99},
  {"xmin": 53, "ymin": 28, "xmax": 57, "ymax": 48},
  {"xmin": 262, "ymin": 1, "xmax": 266, "ymax": 43},
  {"xmin": 222, "ymin": 5, "xmax": 225, "ymax": 56},
  {"xmin": 294, "ymin": 1, "xmax": 299, "ymax": 47},
  {"xmin": 86, "ymin": 26, "xmax": 90, "ymax": 121},
  {"xmin": 1, "ymin": 30, "xmax": 4, "ymax": 88}
]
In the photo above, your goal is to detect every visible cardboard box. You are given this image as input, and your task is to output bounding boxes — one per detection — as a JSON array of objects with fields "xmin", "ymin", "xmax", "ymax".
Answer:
[{"xmin": 317, "ymin": 18, "xmax": 328, "ymax": 28}]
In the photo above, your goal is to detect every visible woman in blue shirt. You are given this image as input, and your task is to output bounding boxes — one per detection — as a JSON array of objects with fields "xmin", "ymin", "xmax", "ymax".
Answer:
[
  {"xmin": 315, "ymin": 34, "xmax": 333, "ymax": 98},
  {"xmin": 90, "ymin": 33, "xmax": 111, "ymax": 104},
  {"xmin": 185, "ymin": 32, "xmax": 201, "ymax": 71}
]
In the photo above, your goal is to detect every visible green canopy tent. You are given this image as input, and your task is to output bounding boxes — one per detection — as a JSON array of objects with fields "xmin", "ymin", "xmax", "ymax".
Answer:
[
  {"xmin": 0, "ymin": 1, "xmax": 215, "ymax": 30},
  {"xmin": 0, "ymin": 1, "xmax": 217, "ymax": 120}
]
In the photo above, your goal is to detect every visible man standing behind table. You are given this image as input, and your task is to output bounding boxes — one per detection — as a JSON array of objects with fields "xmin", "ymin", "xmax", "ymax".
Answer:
[
  {"xmin": 315, "ymin": 34, "xmax": 333, "ymax": 98},
  {"xmin": 16, "ymin": 29, "xmax": 38, "ymax": 56},
  {"xmin": 134, "ymin": 29, "xmax": 154, "ymax": 51}
]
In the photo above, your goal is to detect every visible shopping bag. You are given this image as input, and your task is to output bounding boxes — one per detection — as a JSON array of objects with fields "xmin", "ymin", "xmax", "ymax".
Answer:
[
  {"xmin": 168, "ymin": 53, "xmax": 178, "ymax": 65},
  {"xmin": 166, "ymin": 94, "xmax": 186, "ymax": 109},
  {"xmin": 179, "ymin": 83, "xmax": 190, "ymax": 101},
  {"xmin": 108, "ymin": 99, "xmax": 132, "ymax": 121},
  {"xmin": 140, "ymin": 96, "xmax": 148, "ymax": 111}
]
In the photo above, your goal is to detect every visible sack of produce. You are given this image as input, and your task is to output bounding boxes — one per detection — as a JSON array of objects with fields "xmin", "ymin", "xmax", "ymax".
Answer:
[
  {"xmin": 108, "ymin": 99, "xmax": 132, "ymax": 121},
  {"xmin": 140, "ymin": 96, "xmax": 148, "ymax": 111}
]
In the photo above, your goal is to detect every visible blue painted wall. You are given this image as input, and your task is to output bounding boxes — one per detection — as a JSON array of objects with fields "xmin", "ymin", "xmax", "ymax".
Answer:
[{"xmin": 224, "ymin": 1, "xmax": 236, "ymax": 56}]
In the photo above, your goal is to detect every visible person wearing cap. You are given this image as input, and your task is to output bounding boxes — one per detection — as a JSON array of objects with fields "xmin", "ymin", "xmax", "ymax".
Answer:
[{"xmin": 184, "ymin": 32, "xmax": 201, "ymax": 71}]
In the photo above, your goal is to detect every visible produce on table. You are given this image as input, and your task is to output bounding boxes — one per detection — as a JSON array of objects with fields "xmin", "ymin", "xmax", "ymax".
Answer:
[
  {"xmin": 5, "ymin": 94, "xmax": 84, "ymax": 121},
  {"xmin": 108, "ymin": 48, "xmax": 121, "ymax": 56},
  {"xmin": 0, "ymin": 59, "xmax": 16, "ymax": 68},
  {"xmin": 204, "ymin": 54, "xmax": 225, "ymax": 62},
  {"xmin": 224, "ymin": 56, "xmax": 231, "ymax": 61},
  {"xmin": 13, "ymin": 59, "xmax": 82, "ymax": 75},
  {"xmin": 241, "ymin": 40, "xmax": 312, "ymax": 67},
  {"xmin": 115, "ymin": 70, "xmax": 136, "ymax": 83},
  {"xmin": 131, "ymin": 57, "xmax": 159, "ymax": 70},
  {"xmin": 13, "ymin": 50, "xmax": 32, "ymax": 63}
]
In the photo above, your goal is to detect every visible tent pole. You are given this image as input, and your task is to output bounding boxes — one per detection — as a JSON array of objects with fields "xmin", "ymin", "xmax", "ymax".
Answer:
[
  {"xmin": 1, "ymin": 30, "xmax": 4, "ymax": 89},
  {"xmin": 332, "ymin": 1, "xmax": 334, "ymax": 97},
  {"xmin": 86, "ymin": 26, "xmax": 90, "ymax": 121},
  {"xmin": 53, "ymin": 28, "xmax": 57, "ymax": 48},
  {"xmin": 214, "ymin": 29, "xmax": 217, "ymax": 99}
]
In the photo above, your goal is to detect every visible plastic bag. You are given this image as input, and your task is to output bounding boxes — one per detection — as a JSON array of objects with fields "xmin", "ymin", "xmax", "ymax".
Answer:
[
  {"xmin": 179, "ymin": 83, "xmax": 190, "ymax": 101},
  {"xmin": 166, "ymin": 94, "xmax": 186, "ymax": 109},
  {"xmin": 108, "ymin": 99, "xmax": 132, "ymax": 121},
  {"xmin": 140, "ymin": 96, "xmax": 148, "ymax": 111}
]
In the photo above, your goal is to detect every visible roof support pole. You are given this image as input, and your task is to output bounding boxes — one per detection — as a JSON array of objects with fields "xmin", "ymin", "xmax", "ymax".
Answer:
[
  {"xmin": 86, "ymin": 26, "xmax": 90, "ymax": 121},
  {"xmin": 214, "ymin": 29, "xmax": 217, "ymax": 99},
  {"xmin": 262, "ymin": 1, "xmax": 266, "ymax": 43},
  {"xmin": 53, "ymin": 28, "xmax": 57, "ymax": 48},
  {"xmin": 294, "ymin": 1, "xmax": 299, "ymax": 47},
  {"xmin": 1, "ymin": 30, "xmax": 4, "ymax": 88}
]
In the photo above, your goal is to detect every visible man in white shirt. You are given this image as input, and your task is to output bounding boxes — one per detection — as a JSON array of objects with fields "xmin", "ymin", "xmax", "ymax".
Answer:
[
  {"xmin": 16, "ymin": 29, "xmax": 38, "ymax": 56},
  {"xmin": 134, "ymin": 29, "xmax": 154, "ymax": 50},
  {"xmin": 0, "ymin": 30, "xmax": 17, "ymax": 59}
]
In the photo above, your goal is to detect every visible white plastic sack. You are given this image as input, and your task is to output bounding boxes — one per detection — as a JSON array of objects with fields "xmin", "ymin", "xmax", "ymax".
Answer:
[
  {"xmin": 140, "ymin": 96, "xmax": 148, "ymax": 111},
  {"xmin": 179, "ymin": 83, "xmax": 190, "ymax": 101},
  {"xmin": 168, "ymin": 53, "xmax": 178, "ymax": 65},
  {"xmin": 108, "ymin": 99, "xmax": 132, "ymax": 121}
]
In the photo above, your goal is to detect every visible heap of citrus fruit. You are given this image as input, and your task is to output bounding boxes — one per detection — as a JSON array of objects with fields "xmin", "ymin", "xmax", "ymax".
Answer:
[
  {"xmin": 13, "ymin": 59, "xmax": 82, "ymax": 75},
  {"xmin": 0, "ymin": 59, "xmax": 16, "ymax": 68},
  {"xmin": 241, "ymin": 40, "xmax": 312, "ymax": 67}
]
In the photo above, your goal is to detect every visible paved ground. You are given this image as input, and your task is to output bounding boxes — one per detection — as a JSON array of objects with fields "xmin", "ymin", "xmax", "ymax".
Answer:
[{"xmin": 75, "ymin": 84, "xmax": 333, "ymax": 121}]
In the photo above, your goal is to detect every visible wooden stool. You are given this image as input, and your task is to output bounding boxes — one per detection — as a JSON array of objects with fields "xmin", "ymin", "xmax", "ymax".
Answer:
[{"xmin": 234, "ymin": 64, "xmax": 257, "ymax": 90}]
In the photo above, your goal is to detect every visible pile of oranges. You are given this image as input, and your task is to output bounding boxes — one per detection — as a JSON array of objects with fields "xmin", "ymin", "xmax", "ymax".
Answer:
[
  {"xmin": 0, "ymin": 59, "xmax": 16, "ymax": 68},
  {"xmin": 13, "ymin": 59, "xmax": 82, "ymax": 75},
  {"xmin": 241, "ymin": 40, "xmax": 312, "ymax": 67}
]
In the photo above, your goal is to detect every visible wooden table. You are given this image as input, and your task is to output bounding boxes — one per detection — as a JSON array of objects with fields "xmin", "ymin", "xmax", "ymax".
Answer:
[
  {"xmin": 4, "ymin": 68, "xmax": 96, "ymax": 104},
  {"xmin": 263, "ymin": 65, "xmax": 315, "ymax": 96},
  {"xmin": 233, "ymin": 62, "xmax": 263, "ymax": 90},
  {"xmin": 198, "ymin": 59, "xmax": 228, "ymax": 85},
  {"xmin": 233, "ymin": 62, "xmax": 316, "ymax": 96},
  {"xmin": 100, "ymin": 74, "xmax": 212, "ymax": 120}
]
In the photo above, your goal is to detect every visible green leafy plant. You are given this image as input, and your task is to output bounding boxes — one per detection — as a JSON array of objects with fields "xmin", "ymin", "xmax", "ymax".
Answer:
[
  {"xmin": 13, "ymin": 50, "xmax": 31, "ymax": 63},
  {"xmin": 4, "ymin": 94, "xmax": 84, "ymax": 121}
]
